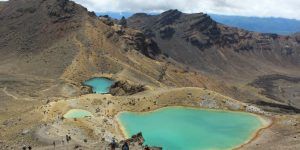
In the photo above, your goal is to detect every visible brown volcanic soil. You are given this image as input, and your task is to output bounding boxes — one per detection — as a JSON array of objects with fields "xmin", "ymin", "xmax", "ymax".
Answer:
[
  {"xmin": 250, "ymin": 75, "xmax": 300, "ymax": 111},
  {"xmin": 0, "ymin": 0, "xmax": 89, "ymax": 78},
  {"xmin": 0, "ymin": 1, "xmax": 299, "ymax": 150}
]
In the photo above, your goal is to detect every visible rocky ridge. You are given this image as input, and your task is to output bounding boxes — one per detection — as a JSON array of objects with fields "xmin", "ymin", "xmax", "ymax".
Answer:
[{"xmin": 128, "ymin": 10, "xmax": 300, "ymax": 77}]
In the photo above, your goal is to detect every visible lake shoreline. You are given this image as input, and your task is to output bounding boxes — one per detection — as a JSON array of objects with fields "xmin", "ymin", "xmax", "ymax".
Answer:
[
  {"xmin": 235, "ymin": 116, "xmax": 274, "ymax": 150},
  {"xmin": 115, "ymin": 106, "xmax": 273, "ymax": 150},
  {"xmin": 83, "ymin": 77, "xmax": 114, "ymax": 94}
]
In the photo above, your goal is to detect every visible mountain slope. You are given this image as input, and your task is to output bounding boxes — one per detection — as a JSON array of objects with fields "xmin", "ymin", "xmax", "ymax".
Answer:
[
  {"xmin": 0, "ymin": 1, "xmax": 189, "ymax": 86},
  {"xmin": 128, "ymin": 10, "xmax": 300, "ymax": 109},
  {"xmin": 1, "ymin": 1, "xmax": 300, "ymax": 149},
  {"xmin": 0, "ymin": 1, "xmax": 231, "ymax": 97},
  {"xmin": 0, "ymin": 1, "xmax": 244, "ymax": 148},
  {"xmin": 0, "ymin": 0, "xmax": 91, "ymax": 78},
  {"xmin": 128, "ymin": 10, "xmax": 300, "ymax": 78}
]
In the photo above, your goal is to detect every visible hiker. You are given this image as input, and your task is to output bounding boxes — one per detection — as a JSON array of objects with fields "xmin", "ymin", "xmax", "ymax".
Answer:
[
  {"xmin": 62, "ymin": 139, "xmax": 65, "ymax": 145},
  {"xmin": 110, "ymin": 138, "xmax": 117, "ymax": 150},
  {"xmin": 53, "ymin": 141, "xmax": 56, "ymax": 149},
  {"xmin": 66, "ymin": 135, "xmax": 69, "ymax": 143},
  {"xmin": 121, "ymin": 141, "xmax": 129, "ymax": 150},
  {"xmin": 22, "ymin": 146, "xmax": 27, "ymax": 150},
  {"xmin": 144, "ymin": 145, "xmax": 150, "ymax": 150},
  {"xmin": 66, "ymin": 135, "xmax": 71, "ymax": 143}
]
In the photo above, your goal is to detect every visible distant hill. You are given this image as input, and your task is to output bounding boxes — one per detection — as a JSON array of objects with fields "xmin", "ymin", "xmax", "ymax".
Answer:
[
  {"xmin": 210, "ymin": 14, "xmax": 300, "ymax": 35},
  {"xmin": 96, "ymin": 12, "xmax": 300, "ymax": 35},
  {"xmin": 96, "ymin": 12, "xmax": 133, "ymax": 19}
]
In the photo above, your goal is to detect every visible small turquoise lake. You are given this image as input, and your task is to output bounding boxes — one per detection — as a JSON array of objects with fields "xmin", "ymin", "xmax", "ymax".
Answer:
[
  {"xmin": 84, "ymin": 77, "xmax": 114, "ymax": 94},
  {"xmin": 63, "ymin": 109, "xmax": 92, "ymax": 119},
  {"xmin": 117, "ymin": 107, "xmax": 267, "ymax": 150}
]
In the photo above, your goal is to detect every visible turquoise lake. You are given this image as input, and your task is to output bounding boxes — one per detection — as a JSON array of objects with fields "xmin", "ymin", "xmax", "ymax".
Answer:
[
  {"xmin": 118, "ymin": 107, "xmax": 265, "ymax": 150},
  {"xmin": 63, "ymin": 109, "xmax": 92, "ymax": 119},
  {"xmin": 84, "ymin": 77, "xmax": 114, "ymax": 94}
]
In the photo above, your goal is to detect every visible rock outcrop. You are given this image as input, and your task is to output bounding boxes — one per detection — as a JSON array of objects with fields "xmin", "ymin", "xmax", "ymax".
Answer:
[
  {"xmin": 110, "ymin": 81, "xmax": 145, "ymax": 96},
  {"xmin": 119, "ymin": 29, "xmax": 161, "ymax": 58},
  {"xmin": 118, "ymin": 132, "xmax": 162, "ymax": 150}
]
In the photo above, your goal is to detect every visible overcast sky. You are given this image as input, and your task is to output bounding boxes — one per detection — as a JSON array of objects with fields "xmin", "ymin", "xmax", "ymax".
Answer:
[
  {"xmin": 73, "ymin": 0, "xmax": 300, "ymax": 20},
  {"xmin": 1, "ymin": 0, "xmax": 299, "ymax": 19}
]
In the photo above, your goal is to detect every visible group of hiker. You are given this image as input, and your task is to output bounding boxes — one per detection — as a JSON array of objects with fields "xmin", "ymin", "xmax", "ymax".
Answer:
[
  {"xmin": 52, "ymin": 134, "xmax": 72, "ymax": 149},
  {"xmin": 22, "ymin": 135, "xmax": 153, "ymax": 150},
  {"xmin": 110, "ymin": 138, "xmax": 151, "ymax": 150},
  {"xmin": 110, "ymin": 141, "xmax": 129, "ymax": 150},
  {"xmin": 22, "ymin": 145, "xmax": 32, "ymax": 150},
  {"xmin": 110, "ymin": 138, "xmax": 129, "ymax": 150}
]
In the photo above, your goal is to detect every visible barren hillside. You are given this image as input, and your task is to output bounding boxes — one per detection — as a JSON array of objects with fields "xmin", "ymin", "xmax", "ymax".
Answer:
[
  {"xmin": 128, "ymin": 10, "xmax": 300, "ymax": 110},
  {"xmin": 0, "ymin": 1, "xmax": 299, "ymax": 149}
]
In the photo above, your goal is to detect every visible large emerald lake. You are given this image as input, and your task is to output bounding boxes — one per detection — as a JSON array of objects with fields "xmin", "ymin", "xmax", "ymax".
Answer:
[{"xmin": 117, "ymin": 107, "xmax": 266, "ymax": 150}]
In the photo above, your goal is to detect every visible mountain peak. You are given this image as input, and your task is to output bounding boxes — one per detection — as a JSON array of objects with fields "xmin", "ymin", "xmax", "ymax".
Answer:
[
  {"xmin": 130, "ymin": 12, "xmax": 150, "ymax": 18},
  {"xmin": 128, "ymin": 10, "xmax": 219, "ymax": 43},
  {"xmin": 157, "ymin": 9, "xmax": 182, "ymax": 25},
  {"xmin": 0, "ymin": 0, "xmax": 100, "ymax": 64},
  {"xmin": 161, "ymin": 9, "xmax": 182, "ymax": 15},
  {"xmin": 0, "ymin": 0, "xmax": 96, "ymax": 20}
]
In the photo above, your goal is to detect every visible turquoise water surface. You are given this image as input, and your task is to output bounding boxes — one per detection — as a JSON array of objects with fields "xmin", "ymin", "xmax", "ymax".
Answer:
[
  {"xmin": 118, "ymin": 107, "xmax": 264, "ymax": 150},
  {"xmin": 63, "ymin": 109, "xmax": 92, "ymax": 119},
  {"xmin": 84, "ymin": 77, "xmax": 114, "ymax": 94}
]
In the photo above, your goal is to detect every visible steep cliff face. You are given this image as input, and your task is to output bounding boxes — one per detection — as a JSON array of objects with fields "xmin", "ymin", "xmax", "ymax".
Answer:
[{"xmin": 128, "ymin": 10, "xmax": 300, "ymax": 81}]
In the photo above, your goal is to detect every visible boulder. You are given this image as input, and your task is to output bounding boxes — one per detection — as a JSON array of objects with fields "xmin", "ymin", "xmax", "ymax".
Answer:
[{"xmin": 21, "ymin": 129, "xmax": 30, "ymax": 135}]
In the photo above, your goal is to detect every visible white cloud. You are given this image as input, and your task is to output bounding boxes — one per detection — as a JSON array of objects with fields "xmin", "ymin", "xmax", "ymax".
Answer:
[
  {"xmin": 1, "ymin": 0, "xmax": 299, "ymax": 19},
  {"xmin": 73, "ymin": 0, "xmax": 300, "ymax": 20}
]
